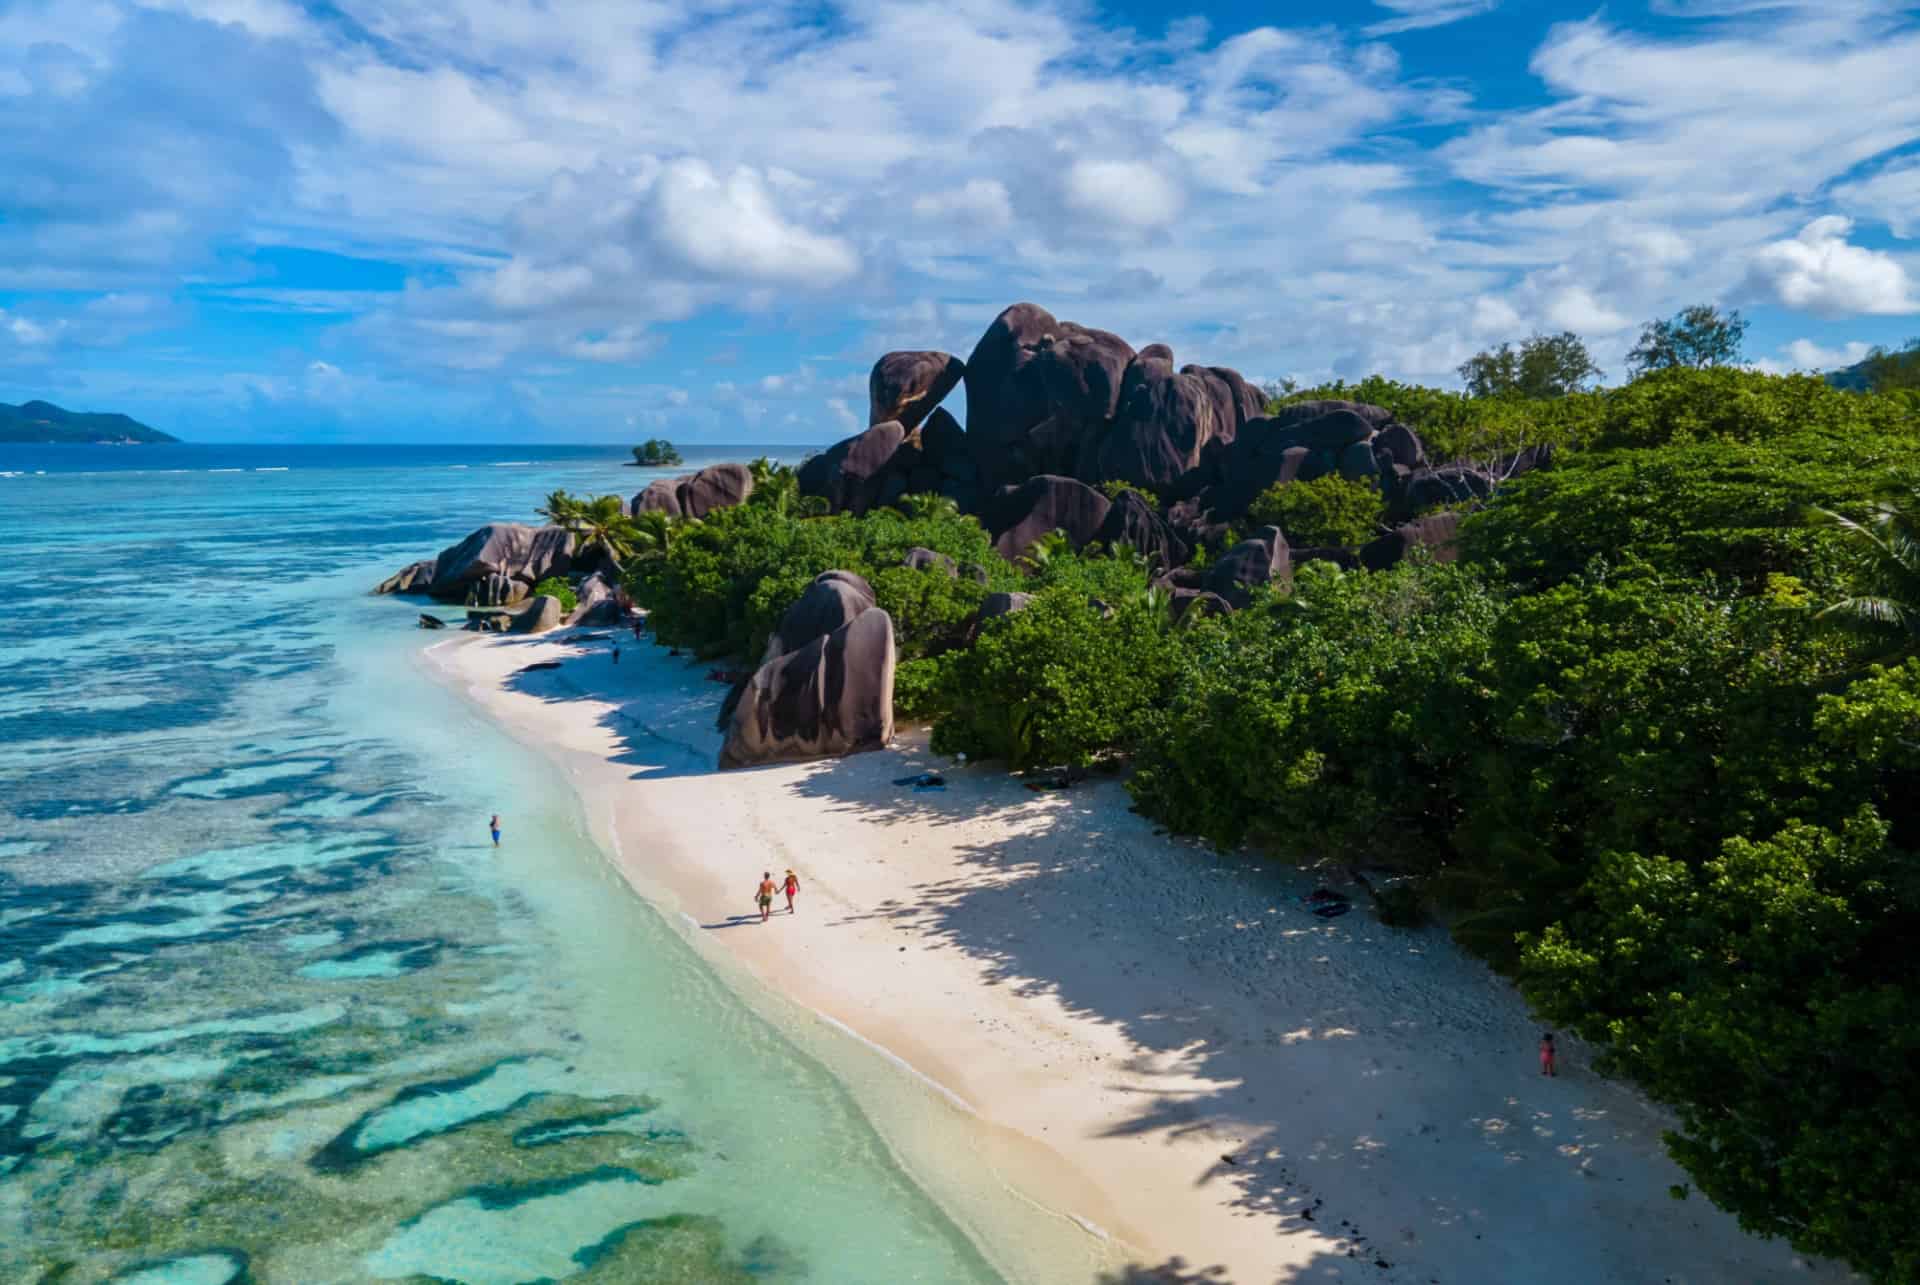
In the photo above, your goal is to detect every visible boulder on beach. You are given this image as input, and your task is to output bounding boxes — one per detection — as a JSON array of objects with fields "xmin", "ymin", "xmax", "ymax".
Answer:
[
  {"xmin": 510, "ymin": 594, "xmax": 567, "ymax": 635},
  {"xmin": 426, "ymin": 523, "xmax": 573, "ymax": 603},
  {"xmin": 565, "ymin": 571, "xmax": 626, "ymax": 626},
  {"xmin": 630, "ymin": 462, "xmax": 755, "ymax": 521},
  {"xmin": 376, "ymin": 560, "xmax": 436, "ymax": 595},
  {"xmin": 869, "ymin": 351, "xmax": 965, "ymax": 431},
  {"xmin": 465, "ymin": 571, "xmax": 525, "ymax": 608},
  {"xmin": 418, "ymin": 613, "xmax": 446, "ymax": 630},
  {"xmin": 718, "ymin": 607, "xmax": 897, "ymax": 770},
  {"xmin": 981, "ymin": 474, "xmax": 1111, "ymax": 563}
]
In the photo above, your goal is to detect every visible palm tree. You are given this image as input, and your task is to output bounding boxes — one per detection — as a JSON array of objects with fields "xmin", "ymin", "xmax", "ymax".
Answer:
[
  {"xmin": 537, "ymin": 489, "xmax": 582, "ymax": 528},
  {"xmin": 568, "ymin": 494, "xmax": 641, "ymax": 575},
  {"xmin": 1809, "ymin": 490, "xmax": 1920, "ymax": 656},
  {"xmin": 631, "ymin": 508, "xmax": 679, "ymax": 560}
]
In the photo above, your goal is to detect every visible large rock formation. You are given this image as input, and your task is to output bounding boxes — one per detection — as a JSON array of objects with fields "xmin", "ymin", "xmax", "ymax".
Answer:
[
  {"xmin": 869, "ymin": 351, "xmax": 964, "ymax": 431},
  {"xmin": 980, "ymin": 475, "xmax": 1112, "ymax": 563},
  {"xmin": 375, "ymin": 560, "xmax": 435, "ymax": 595},
  {"xmin": 424, "ymin": 523, "xmax": 573, "ymax": 604},
  {"xmin": 1089, "ymin": 347, "xmax": 1237, "ymax": 492},
  {"xmin": 465, "ymin": 594, "xmax": 566, "ymax": 635},
  {"xmin": 564, "ymin": 571, "xmax": 626, "ymax": 626},
  {"xmin": 1358, "ymin": 511, "xmax": 1463, "ymax": 571},
  {"xmin": 797, "ymin": 422, "xmax": 908, "ymax": 515},
  {"xmin": 1206, "ymin": 525, "xmax": 1291, "ymax": 608},
  {"xmin": 963, "ymin": 303, "xmax": 1059, "ymax": 489},
  {"xmin": 1092, "ymin": 488, "xmax": 1189, "ymax": 569},
  {"xmin": 718, "ymin": 571, "xmax": 896, "ymax": 769},
  {"xmin": 631, "ymin": 462, "xmax": 755, "ymax": 520}
]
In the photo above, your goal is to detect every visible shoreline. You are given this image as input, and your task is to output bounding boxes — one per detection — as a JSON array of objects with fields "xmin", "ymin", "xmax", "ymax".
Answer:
[{"xmin": 425, "ymin": 624, "xmax": 1855, "ymax": 1284}]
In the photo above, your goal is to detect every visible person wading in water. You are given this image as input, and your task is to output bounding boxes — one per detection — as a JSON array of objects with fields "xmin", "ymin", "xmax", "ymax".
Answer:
[
  {"xmin": 755, "ymin": 872, "xmax": 777, "ymax": 923},
  {"xmin": 489, "ymin": 814, "xmax": 501, "ymax": 847}
]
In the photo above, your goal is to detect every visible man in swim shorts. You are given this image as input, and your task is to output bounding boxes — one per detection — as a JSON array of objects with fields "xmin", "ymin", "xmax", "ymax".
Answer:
[{"xmin": 756, "ymin": 871, "xmax": 777, "ymax": 923}]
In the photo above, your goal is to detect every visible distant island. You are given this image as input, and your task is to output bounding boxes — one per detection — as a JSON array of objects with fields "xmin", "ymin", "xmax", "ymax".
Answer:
[
  {"xmin": 630, "ymin": 439, "xmax": 682, "ymax": 466},
  {"xmin": 0, "ymin": 399, "xmax": 177, "ymax": 444}
]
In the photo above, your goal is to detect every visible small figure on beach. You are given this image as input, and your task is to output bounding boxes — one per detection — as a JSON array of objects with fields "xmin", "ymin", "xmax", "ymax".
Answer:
[
  {"xmin": 756, "ymin": 871, "xmax": 777, "ymax": 923},
  {"xmin": 633, "ymin": 619, "xmax": 644, "ymax": 642},
  {"xmin": 1540, "ymin": 1031, "xmax": 1558, "ymax": 1077},
  {"xmin": 612, "ymin": 643, "xmax": 621, "ymax": 665},
  {"xmin": 783, "ymin": 869, "xmax": 800, "ymax": 914},
  {"xmin": 490, "ymin": 814, "xmax": 501, "ymax": 847}
]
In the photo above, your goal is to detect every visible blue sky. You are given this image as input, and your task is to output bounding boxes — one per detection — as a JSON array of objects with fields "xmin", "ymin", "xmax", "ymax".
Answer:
[{"xmin": 1, "ymin": 0, "xmax": 1917, "ymax": 444}]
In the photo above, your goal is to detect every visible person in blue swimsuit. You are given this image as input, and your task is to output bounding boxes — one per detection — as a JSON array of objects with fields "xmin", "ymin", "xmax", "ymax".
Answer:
[{"xmin": 490, "ymin": 814, "xmax": 501, "ymax": 846}]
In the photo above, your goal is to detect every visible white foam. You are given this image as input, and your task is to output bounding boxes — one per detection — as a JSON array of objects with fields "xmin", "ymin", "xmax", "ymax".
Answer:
[{"xmin": 254, "ymin": 466, "xmax": 290, "ymax": 472}]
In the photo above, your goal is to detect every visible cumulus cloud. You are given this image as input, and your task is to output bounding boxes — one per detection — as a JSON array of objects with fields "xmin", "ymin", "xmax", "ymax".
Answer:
[{"xmin": 1746, "ymin": 216, "xmax": 1919, "ymax": 316}]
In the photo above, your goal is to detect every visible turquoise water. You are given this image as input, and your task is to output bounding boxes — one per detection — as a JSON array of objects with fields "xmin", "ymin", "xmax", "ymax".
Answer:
[{"xmin": 0, "ymin": 446, "xmax": 1006, "ymax": 1283}]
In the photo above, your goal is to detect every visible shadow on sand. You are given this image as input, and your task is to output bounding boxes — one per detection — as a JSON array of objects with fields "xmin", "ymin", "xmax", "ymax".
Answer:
[{"xmin": 481, "ymin": 630, "xmax": 1809, "ymax": 1285}]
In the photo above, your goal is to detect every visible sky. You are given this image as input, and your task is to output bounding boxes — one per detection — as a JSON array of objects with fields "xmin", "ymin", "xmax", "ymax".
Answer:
[{"xmin": 1, "ymin": 0, "xmax": 1918, "ymax": 444}]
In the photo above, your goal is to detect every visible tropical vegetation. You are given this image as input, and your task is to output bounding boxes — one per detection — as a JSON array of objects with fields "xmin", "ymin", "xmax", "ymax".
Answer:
[
  {"xmin": 632, "ymin": 439, "xmax": 683, "ymax": 466},
  {"xmin": 618, "ymin": 355, "xmax": 1920, "ymax": 1281}
]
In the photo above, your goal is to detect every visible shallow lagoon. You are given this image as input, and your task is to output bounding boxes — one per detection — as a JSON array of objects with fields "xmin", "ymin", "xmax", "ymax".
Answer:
[{"xmin": 0, "ymin": 446, "xmax": 1004, "ymax": 1283}]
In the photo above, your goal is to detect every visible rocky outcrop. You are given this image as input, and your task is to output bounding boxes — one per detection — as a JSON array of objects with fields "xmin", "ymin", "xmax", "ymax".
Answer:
[
  {"xmin": 718, "ymin": 571, "xmax": 896, "ymax": 769},
  {"xmin": 963, "ymin": 303, "xmax": 1059, "ymax": 490},
  {"xmin": 798, "ymin": 422, "xmax": 908, "ymax": 515},
  {"xmin": 981, "ymin": 475, "xmax": 1112, "ymax": 563},
  {"xmin": 375, "ymin": 560, "xmax": 436, "ymax": 595},
  {"xmin": 1359, "ymin": 511, "xmax": 1463, "ymax": 571},
  {"xmin": 870, "ymin": 351, "xmax": 964, "ymax": 431},
  {"xmin": 465, "ymin": 594, "xmax": 565, "ymax": 635},
  {"xmin": 1088, "ymin": 347, "xmax": 1236, "ymax": 493},
  {"xmin": 565, "ymin": 571, "xmax": 626, "ymax": 626},
  {"xmin": 465, "ymin": 571, "xmax": 525, "ymax": 608},
  {"xmin": 631, "ymin": 462, "xmax": 755, "ymax": 520},
  {"xmin": 425, "ymin": 523, "xmax": 573, "ymax": 604},
  {"xmin": 902, "ymin": 547, "xmax": 958, "ymax": 577},
  {"xmin": 1206, "ymin": 525, "xmax": 1291, "ymax": 608},
  {"xmin": 1092, "ymin": 488, "xmax": 1189, "ymax": 569}
]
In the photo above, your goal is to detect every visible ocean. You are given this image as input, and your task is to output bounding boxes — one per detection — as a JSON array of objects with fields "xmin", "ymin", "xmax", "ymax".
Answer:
[{"xmin": 0, "ymin": 443, "xmax": 1009, "ymax": 1284}]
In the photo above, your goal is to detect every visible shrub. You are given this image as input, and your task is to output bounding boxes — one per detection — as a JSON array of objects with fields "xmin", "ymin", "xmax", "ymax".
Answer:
[
  {"xmin": 633, "ymin": 439, "xmax": 683, "ymax": 465},
  {"xmin": 930, "ymin": 590, "xmax": 1185, "ymax": 769},
  {"xmin": 1097, "ymin": 479, "xmax": 1160, "ymax": 509},
  {"xmin": 1593, "ymin": 366, "xmax": 1907, "ymax": 450},
  {"xmin": 532, "ymin": 576, "xmax": 577, "ymax": 613},
  {"xmin": 1245, "ymin": 475, "xmax": 1384, "ymax": 547}
]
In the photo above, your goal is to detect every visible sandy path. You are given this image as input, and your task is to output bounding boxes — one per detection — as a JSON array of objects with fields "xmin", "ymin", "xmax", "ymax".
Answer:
[{"xmin": 428, "ymin": 627, "xmax": 1852, "ymax": 1285}]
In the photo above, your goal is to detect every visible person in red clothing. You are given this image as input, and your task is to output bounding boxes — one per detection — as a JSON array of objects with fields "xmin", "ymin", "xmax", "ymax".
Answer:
[
  {"xmin": 782, "ymin": 869, "xmax": 800, "ymax": 914},
  {"xmin": 1540, "ymin": 1032, "xmax": 1558, "ymax": 1077}
]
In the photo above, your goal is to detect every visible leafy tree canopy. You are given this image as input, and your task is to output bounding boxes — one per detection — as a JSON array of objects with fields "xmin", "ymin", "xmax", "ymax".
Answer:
[
  {"xmin": 1627, "ymin": 303, "xmax": 1749, "ymax": 375},
  {"xmin": 1458, "ymin": 331, "xmax": 1603, "ymax": 399},
  {"xmin": 1246, "ymin": 474, "xmax": 1385, "ymax": 547}
]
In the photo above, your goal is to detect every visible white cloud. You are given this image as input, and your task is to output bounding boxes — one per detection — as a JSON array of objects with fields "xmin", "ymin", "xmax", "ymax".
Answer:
[
  {"xmin": 1746, "ymin": 215, "xmax": 1919, "ymax": 316},
  {"xmin": 1062, "ymin": 160, "xmax": 1184, "ymax": 234},
  {"xmin": 648, "ymin": 159, "xmax": 858, "ymax": 287},
  {"xmin": 1363, "ymin": 1, "xmax": 1498, "ymax": 38},
  {"xmin": 1782, "ymin": 338, "xmax": 1872, "ymax": 370},
  {"xmin": 1834, "ymin": 154, "xmax": 1920, "ymax": 238}
]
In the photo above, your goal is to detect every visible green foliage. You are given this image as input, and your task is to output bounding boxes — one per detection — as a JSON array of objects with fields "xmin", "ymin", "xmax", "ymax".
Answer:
[
  {"xmin": 1591, "ymin": 366, "xmax": 1904, "ymax": 450},
  {"xmin": 1809, "ymin": 485, "xmax": 1920, "ymax": 650},
  {"xmin": 1129, "ymin": 559, "xmax": 1501, "ymax": 854},
  {"xmin": 1457, "ymin": 331, "xmax": 1603, "ymax": 399},
  {"xmin": 1272, "ymin": 376, "xmax": 1606, "ymax": 463},
  {"xmin": 1461, "ymin": 421, "xmax": 1917, "ymax": 594},
  {"xmin": 532, "ymin": 576, "xmax": 577, "ymax": 613},
  {"xmin": 1517, "ymin": 809, "xmax": 1920, "ymax": 1281},
  {"xmin": 538, "ymin": 491, "xmax": 642, "ymax": 574},
  {"xmin": 633, "ymin": 439, "xmax": 683, "ymax": 466},
  {"xmin": 1245, "ymin": 474, "xmax": 1384, "ymax": 547},
  {"xmin": 930, "ymin": 590, "xmax": 1185, "ymax": 770},
  {"xmin": 630, "ymin": 501, "xmax": 1007, "ymax": 662},
  {"xmin": 1627, "ymin": 303, "xmax": 1749, "ymax": 375},
  {"xmin": 1097, "ymin": 479, "xmax": 1161, "ymax": 509}
]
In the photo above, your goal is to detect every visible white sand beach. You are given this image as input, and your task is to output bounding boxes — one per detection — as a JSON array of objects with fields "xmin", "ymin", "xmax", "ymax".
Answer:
[{"xmin": 428, "ymin": 626, "xmax": 1855, "ymax": 1285}]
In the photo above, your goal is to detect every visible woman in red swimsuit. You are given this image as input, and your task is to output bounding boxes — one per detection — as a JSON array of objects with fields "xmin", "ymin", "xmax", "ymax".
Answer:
[{"xmin": 782, "ymin": 870, "xmax": 800, "ymax": 914}]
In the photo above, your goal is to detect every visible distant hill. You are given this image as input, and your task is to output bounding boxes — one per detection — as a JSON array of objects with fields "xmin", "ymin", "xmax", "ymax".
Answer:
[
  {"xmin": 0, "ymin": 399, "xmax": 178, "ymax": 444},
  {"xmin": 1824, "ymin": 359, "xmax": 1873, "ymax": 393}
]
